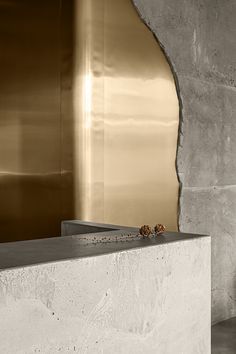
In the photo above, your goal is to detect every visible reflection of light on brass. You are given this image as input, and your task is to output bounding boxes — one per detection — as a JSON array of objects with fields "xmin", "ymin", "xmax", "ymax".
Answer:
[
  {"xmin": 83, "ymin": 72, "xmax": 92, "ymax": 218},
  {"xmin": 73, "ymin": 0, "xmax": 179, "ymax": 230},
  {"xmin": 84, "ymin": 74, "xmax": 92, "ymax": 125}
]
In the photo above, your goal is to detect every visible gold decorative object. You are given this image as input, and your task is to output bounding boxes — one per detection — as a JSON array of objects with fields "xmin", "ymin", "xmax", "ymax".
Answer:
[
  {"xmin": 139, "ymin": 225, "xmax": 152, "ymax": 238},
  {"xmin": 154, "ymin": 224, "xmax": 166, "ymax": 235}
]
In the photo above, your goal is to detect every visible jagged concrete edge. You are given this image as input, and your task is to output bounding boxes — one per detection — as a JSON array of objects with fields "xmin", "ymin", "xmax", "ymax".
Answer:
[{"xmin": 131, "ymin": 0, "xmax": 184, "ymax": 231}]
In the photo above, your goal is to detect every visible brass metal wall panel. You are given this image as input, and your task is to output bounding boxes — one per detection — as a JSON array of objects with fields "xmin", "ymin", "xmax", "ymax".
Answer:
[
  {"xmin": 0, "ymin": 0, "xmax": 74, "ymax": 242},
  {"xmin": 74, "ymin": 0, "xmax": 179, "ymax": 229}
]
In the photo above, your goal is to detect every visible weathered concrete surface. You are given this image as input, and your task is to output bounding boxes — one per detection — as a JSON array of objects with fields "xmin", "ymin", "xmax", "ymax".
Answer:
[
  {"xmin": 133, "ymin": 0, "xmax": 236, "ymax": 324},
  {"xmin": 212, "ymin": 317, "xmax": 236, "ymax": 354},
  {"xmin": 0, "ymin": 237, "xmax": 210, "ymax": 353}
]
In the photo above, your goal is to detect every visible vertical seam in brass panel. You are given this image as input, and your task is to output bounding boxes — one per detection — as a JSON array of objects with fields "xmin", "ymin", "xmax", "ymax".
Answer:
[
  {"xmin": 59, "ymin": 0, "xmax": 63, "ymax": 224},
  {"xmin": 86, "ymin": 0, "xmax": 92, "ymax": 220},
  {"xmin": 102, "ymin": 0, "xmax": 106, "ymax": 221}
]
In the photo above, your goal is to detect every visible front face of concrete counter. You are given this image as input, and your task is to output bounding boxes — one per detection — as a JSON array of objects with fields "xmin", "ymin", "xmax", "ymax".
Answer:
[{"xmin": 0, "ymin": 221, "xmax": 211, "ymax": 353}]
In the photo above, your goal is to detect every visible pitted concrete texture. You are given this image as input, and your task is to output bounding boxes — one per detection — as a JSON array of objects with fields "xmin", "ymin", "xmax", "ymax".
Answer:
[
  {"xmin": 0, "ymin": 237, "xmax": 210, "ymax": 353},
  {"xmin": 212, "ymin": 317, "xmax": 236, "ymax": 354},
  {"xmin": 133, "ymin": 0, "xmax": 236, "ymax": 324}
]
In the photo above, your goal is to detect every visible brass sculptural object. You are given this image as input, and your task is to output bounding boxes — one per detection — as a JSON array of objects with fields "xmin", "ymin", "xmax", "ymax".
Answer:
[{"xmin": 139, "ymin": 224, "xmax": 166, "ymax": 238}]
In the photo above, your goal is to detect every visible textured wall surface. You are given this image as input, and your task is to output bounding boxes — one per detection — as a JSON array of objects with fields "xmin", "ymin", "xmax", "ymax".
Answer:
[
  {"xmin": 0, "ymin": 237, "xmax": 210, "ymax": 353},
  {"xmin": 133, "ymin": 0, "xmax": 236, "ymax": 324}
]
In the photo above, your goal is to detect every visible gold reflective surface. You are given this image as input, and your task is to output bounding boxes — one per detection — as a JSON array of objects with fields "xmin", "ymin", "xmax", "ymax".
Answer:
[
  {"xmin": 0, "ymin": 0, "xmax": 179, "ymax": 242},
  {"xmin": 0, "ymin": 0, "xmax": 74, "ymax": 242},
  {"xmin": 74, "ymin": 0, "xmax": 179, "ymax": 229}
]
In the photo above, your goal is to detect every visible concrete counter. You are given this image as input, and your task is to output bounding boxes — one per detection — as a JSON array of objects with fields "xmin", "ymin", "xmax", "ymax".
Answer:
[{"xmin": 0, "ymin": 221, "xmax": 211, "ymax": 353}]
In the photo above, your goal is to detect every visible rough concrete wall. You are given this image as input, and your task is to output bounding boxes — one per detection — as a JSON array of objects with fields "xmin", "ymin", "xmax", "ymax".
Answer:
[{"xmin": 132, "ymin": 0, "xmax": 236, "ymax": 324}]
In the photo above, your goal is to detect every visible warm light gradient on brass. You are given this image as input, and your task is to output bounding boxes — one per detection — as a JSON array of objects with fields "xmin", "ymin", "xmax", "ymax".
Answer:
[
  {"xmin": 0, "ymin": 0, "xmax": 74, "ymax": 242},
  {"xmin": 74, "ymin": 0, "xmax": 179, "ymax": 229}
]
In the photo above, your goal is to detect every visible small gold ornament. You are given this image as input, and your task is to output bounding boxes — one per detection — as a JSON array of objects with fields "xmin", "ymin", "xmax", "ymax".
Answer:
[
  {"xmin": 154, "ymin": 224, "xmax": 166, "ymax": 235},
  {"xmin": 139, "ymin": 225, "xmax": 152, "ymax": 238}
]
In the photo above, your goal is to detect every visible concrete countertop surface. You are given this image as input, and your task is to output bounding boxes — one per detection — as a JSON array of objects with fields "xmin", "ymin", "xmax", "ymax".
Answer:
[{"xmin": 0, "ymin": 221, "xmax": 209, "ymax": 270}]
